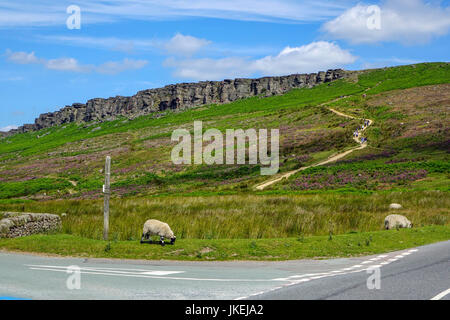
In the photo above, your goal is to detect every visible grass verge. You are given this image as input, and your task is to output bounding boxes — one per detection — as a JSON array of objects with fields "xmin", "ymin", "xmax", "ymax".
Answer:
[{"xmin": 0, "ymin": 225, "xmax": 448, "ymax": 261}]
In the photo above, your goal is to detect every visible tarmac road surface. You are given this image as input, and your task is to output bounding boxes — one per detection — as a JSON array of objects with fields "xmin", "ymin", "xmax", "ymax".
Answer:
[{"xmin": 0, "ymin": 240, "xmax": 448, "ymax": 300}]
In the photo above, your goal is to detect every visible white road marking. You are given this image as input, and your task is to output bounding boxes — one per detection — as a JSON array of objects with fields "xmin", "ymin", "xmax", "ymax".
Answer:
[
  {"xmin": 235, "ymin": 248, "xmax": 421, "ymax": 300},
  {"xmin": 26, "ymin": 264, "xmax": 184, "ymax": 276},
  {"xmin": 26, "ymin": 264, "xmax": 284, "ymax": 283},
  {"xmin": 430, "ymin": 288, "xmax": 450, "ymax": 300}
]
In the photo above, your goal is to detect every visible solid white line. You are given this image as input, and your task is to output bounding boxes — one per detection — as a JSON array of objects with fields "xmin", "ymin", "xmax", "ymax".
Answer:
[
  {"xmin": 26, "ymin": 264, "xmax": 151, "ymax": 271},
  {"xmin": 296, "ymin": 279, "xmax": 311, "ymax": 283},
  {"xmin": 26, "ymin": 264, "xmax": 184, "ymax": 276},
  {"xmin": 28, "ymin": 267, "xmax": 283, "ymax": 282},
  {"xmin": 430, "ymin": 288, "xmax": 450, "ymax": 300},
  {"xmin": 288, "ymin": 273, "xmax": 322, "ymax": 278}
]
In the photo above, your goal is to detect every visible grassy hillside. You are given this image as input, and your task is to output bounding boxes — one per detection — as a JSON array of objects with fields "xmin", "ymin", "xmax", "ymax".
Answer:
[
  {"xmin": 0, "ymin": 62, "xmax": 448, "ymax": 200},
  {"xmin": 0, "ymin": 63, "xmax": 448, "ymax": 258}
]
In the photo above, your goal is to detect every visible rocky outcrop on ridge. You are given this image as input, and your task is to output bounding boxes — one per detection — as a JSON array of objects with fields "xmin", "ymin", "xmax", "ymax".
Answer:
[{"xmin": 6, "ymin": 69, "xmax": 349, "ymax": 136}]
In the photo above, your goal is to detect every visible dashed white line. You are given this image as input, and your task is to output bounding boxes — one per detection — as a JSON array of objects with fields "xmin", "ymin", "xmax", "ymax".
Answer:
[{"xmin": 235, "ymin": 248, "xmax": 420, "ymax": 300}]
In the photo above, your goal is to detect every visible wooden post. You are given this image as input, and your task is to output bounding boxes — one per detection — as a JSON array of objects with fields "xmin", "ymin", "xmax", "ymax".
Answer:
[{"xmin": 103, "ymin": 156, "xmax": 111, "ymax": 241}]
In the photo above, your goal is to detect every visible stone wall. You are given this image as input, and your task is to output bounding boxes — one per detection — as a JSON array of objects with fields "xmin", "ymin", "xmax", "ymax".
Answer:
[
  {"xmin": 5, "ymin": 69, "xmax": 350, "ymax": 136},
  {"xmin": 0, "ymin": 212, "xmax": 62, "ymax": 238}
]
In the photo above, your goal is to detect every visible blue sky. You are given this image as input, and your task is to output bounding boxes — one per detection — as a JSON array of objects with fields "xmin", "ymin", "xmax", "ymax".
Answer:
[{"xmin": 1, "ymin": 0, "xmax": 449, "ymax": 130}]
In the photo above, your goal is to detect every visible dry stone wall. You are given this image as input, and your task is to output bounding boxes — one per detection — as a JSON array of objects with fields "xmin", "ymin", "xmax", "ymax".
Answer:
[{"xmin": 0, "ymin": 212, "xmax": 62, "ymax": 238}]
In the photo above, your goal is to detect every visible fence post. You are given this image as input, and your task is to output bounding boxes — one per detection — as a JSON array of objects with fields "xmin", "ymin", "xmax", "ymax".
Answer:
[{"xmin": 103, "ymin": 156, "xmax": 111, "ymax": 241}]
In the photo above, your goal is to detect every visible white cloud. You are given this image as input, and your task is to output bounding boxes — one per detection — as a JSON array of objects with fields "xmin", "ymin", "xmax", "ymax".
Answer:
[
  {"xmin": 0, "ymin": 0, "xmax": 349, "ymax": 27},
  {"xmin": 40, "ymin": 33, "xmax": 211, "ymax": 56},
  {"xmin": 322, "ymin": 0, "xmax": 450, "ymax": 44},
  {"xmin": 38, "ymin": 34, "xmax": 276, "ymax": 60},
  {"xmin": 38, "ymin": 35, "xmax": 158, "ymax": 53},
  {"xmin": 165, "ymin": 57, "xmax": 252, "ymax": 80},
  {"xmin": 5, "ymin": 50, "xmax": 148, "ymax": 75},
  {"xmin": 45, "ymin": 57, "xmax": 90, "ymax": 72},
  {"xmin": 165, "ymin": 41, "xmax": 357, "ymax": 80},
  {"xmin": 0, "ymin": 1, "xmax": 112, "ymax": 27},
  {"xmin": 164, "ymin": 33, "xmax": 211, "ymax": 56},
  {"xmin": 0, "ymin": 125, "xmax": 18, "ymax": 132},
  {"xmin": 96, "ymin": 58, "xmax": 148, "ymax": 75},
  {"xmin": 5, "ymin": 49, "xmax": 40, "ymax": 64},
  {"xmin": 252, "ymin": 42, "xmax": 356, "ymax": 75}
]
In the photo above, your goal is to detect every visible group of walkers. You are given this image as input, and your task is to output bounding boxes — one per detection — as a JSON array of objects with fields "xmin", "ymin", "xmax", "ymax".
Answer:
[{"xmin": 353, "ymin": 119, "xmax": 370, "ymax": 144}]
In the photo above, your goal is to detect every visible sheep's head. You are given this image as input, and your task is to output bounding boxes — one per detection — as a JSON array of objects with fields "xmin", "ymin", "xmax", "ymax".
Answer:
[{"xmin": 170, "ymin": 236, "xmax": 176, "ymax": 244}]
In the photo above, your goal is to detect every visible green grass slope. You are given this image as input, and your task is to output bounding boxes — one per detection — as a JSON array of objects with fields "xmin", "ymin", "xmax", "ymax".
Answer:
[
  {"xmin": 0, "ymin": 63, "xmax": 448, "ymax": 260},
  {"xmin": 0, "ymin": 62, "xmax": 448, "ymax": 200}
]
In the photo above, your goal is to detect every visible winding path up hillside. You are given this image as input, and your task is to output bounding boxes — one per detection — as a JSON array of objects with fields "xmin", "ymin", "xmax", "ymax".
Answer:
[{"xmin": 255, "ymin": 106, "xmax": 373, "ymax": 190}]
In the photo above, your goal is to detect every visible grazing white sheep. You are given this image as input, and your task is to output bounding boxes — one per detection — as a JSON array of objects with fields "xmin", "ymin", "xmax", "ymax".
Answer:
[
  {"xmin": 384, "ymin": 214, "xmax": 412, "ymax": 230},
  {"xmin": 141, "ymin": 219, "xmax": 176, "ymax": 246},
  {"xmin": 389, "ymin": 203, "xmax": 402, "ymax": 209}
]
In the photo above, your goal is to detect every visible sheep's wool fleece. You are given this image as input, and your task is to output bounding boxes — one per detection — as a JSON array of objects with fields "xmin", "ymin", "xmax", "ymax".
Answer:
[
  {"xmin": 143, "ymin": 219, "xmax": 174, "ymax": 238},
  {"xmin": 384, "ymin": 214, "xmax": 411, "ymax": 230},
  {"xmin": 389, "ymin": 203, "xmax": 402, "ymax": 209}
]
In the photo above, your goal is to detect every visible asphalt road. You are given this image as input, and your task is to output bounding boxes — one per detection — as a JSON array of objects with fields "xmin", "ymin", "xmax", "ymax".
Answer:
[{"xmin": 0, "ymin": 241, "xmax": 448, "ymax": 300}]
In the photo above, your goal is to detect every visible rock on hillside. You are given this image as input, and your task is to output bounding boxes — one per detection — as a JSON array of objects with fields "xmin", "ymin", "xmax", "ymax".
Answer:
[{"xmin": 6, "ymin": 69, "xmax": 349, "ymax": 136}]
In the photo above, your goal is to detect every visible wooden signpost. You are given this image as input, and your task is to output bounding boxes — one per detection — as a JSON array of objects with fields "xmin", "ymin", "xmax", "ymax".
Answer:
[{"xmin": 103, "ymin": 156, "xmax": 111, "ymax": 241}]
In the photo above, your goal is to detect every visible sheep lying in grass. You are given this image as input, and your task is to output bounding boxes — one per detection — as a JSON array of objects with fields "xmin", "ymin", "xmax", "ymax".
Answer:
[
  {"xmin": 141, "ymin": 219, "xmax": 176, "ymax": 246},
  {"xmin": 384, "ymin": 214, "xmax": 412, "ymax": 230}
]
